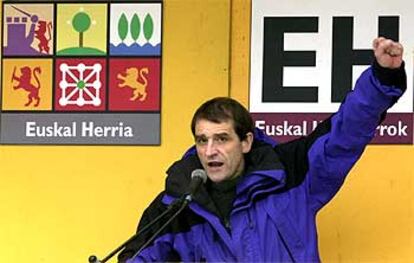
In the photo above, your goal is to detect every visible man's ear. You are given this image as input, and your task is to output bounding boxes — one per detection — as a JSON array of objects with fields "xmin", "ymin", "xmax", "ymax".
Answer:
[{"xmin": 242, "ymin": 132, "xmax": 254, "ymax": 154}]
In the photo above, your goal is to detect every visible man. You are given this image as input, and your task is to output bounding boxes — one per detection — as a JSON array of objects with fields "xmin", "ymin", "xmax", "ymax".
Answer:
[{"xmin": 119, "ymin": 37, "xmax": 406, "ymax": 262}]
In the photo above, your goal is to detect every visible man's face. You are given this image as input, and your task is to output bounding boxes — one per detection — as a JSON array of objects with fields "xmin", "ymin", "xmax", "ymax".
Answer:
[{"xmin": 194, "ymin": 119, "xmax": 253, "ymax": 183}]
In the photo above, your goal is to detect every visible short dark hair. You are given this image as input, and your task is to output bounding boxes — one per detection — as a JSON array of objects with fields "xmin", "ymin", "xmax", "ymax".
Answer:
[{"xmin": 191, "ymin": 97, "xmax": 254, "ymax": 141}]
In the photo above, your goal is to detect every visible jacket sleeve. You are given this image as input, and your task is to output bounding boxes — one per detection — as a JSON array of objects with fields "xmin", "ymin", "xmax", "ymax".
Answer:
[{"xmin": 275, "ymin": 60, "xmax": 406, "ymax": 212}]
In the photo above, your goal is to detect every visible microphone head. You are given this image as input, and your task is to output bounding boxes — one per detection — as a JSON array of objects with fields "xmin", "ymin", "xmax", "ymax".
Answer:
[{"xmin": 191, "ymin": 169, "xmax": 207, "ymax": 183}]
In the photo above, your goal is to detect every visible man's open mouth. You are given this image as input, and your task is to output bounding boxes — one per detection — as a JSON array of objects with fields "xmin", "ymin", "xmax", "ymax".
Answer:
[{"xmin": 208, "ymin": 161, "xmax": 223, "ymax": 167}]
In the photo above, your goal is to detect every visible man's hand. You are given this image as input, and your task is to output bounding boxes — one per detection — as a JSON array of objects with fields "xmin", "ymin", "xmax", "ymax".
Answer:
[{"xmin": 373, "ymin": 37, "xmax": 404, "ymax": 69}]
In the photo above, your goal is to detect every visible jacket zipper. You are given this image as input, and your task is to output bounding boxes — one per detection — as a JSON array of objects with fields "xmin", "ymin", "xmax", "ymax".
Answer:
[
  {"xmin": 223, "ymin": 218, "xmax": 231, "ymax": 232},
  {"xmin": 277, "ymin": 229, "xmax": 295, "ymax": 262}
]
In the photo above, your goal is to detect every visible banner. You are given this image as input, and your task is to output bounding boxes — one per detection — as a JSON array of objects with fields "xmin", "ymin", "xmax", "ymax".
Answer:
[
  {"xmin": 250, "ymin": 0, "xmax": 414, "ymax": 144},
  {"xmin": 1, "ymin": 0, "xmax": 163, "ymax": 145}
]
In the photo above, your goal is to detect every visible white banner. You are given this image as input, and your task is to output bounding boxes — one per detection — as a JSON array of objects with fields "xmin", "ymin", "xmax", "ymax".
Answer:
[{"xmin": 250, "ymin": 0, "xmax": 414, "ymax": 113}]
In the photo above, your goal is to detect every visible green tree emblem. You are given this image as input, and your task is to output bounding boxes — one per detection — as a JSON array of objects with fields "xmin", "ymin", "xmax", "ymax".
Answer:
[{"xmin": 72, "ymin": 11, "xmax": 91, "ymax": 48}]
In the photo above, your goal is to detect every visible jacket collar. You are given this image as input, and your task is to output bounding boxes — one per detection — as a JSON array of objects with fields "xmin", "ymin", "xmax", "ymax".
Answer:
[{"xmin": 164, "ymin": 129, "xmax": 286, "ymax": 213}]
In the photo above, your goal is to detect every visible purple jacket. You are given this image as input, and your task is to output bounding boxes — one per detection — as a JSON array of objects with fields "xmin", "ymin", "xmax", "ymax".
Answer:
[{"xmin": 121, "ymin": 63, "xmax": 405, "ymax": 262}]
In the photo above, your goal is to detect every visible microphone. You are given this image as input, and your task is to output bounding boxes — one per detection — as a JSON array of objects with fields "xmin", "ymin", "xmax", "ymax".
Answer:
[
  {"xmin": 186, "ymin": 169, "xmax": 207, "ymax": 202},
  {"xmin": 88, "ymin": 169, "xmax": 207, "ymax": 263},
  {"xmin": 130, "ymin": 169, "xmax": 207, "ymax": 259}
]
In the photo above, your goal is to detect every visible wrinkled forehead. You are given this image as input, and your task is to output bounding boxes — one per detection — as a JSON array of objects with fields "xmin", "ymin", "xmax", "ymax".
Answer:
[{"xmin": 194, "ymin": 119, "xmax": 236, "ymax": 136}]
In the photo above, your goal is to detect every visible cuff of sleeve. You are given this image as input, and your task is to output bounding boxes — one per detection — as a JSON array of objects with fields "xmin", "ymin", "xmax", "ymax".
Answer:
[{"xmin": 372, "ymin": 59, "xmax": 407, "ymax": 92}]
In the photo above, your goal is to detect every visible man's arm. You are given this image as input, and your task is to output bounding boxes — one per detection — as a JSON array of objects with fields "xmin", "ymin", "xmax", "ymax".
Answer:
[{"xmin": 275, "ymin": 37, "xmax": 406, "ymax": 211}]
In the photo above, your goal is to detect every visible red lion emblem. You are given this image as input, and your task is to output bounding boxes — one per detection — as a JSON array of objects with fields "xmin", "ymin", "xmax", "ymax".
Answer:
[
  {"xmin": 12, "ymin": 66, "xmax": 42, "ymax": 107},
  {"xmin": 34, "ymin": 20, "xmax": 52, "ymax": 54}
]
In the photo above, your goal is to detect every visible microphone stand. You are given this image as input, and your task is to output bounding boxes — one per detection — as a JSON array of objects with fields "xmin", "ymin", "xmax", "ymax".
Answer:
[
  {"xmin": 130, "ymin": 195, "xmax": 191, "ymax": 259},
  {"xmin": 88, "ymin": 195, "xmax": 188, "ymax": 263}
]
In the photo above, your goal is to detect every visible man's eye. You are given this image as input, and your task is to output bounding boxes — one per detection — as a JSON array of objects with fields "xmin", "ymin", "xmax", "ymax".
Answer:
[
  {"xmin": 216, "ymin": 137, "xmax": 228, "ymax": 143},
  {"xmin": 196, "ymin": 138, "xmax": 207, "ymax": 145}
]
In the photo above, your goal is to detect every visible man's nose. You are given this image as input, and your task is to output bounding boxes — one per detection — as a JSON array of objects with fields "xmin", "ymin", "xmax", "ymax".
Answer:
[{"xmin": 205, "ymin": 140, "xmax": 218, "ymax": 157}]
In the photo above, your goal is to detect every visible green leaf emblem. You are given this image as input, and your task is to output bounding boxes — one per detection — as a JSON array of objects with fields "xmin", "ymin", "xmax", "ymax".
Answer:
[
  {"xmin": 143, "ymin": 14, "xmax": 154, "ymax": 42},
  {"xmin": 118, "ymin": 13, "xmax": 128, "ymax": 42},
  {"xmin": 130, "ymin": 14, "xmax": 141, "ymax": 42}
]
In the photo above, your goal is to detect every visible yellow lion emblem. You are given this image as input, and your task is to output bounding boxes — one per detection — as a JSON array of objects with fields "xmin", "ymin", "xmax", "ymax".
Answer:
[{"xmin": 117, "ymin": 67, "xmax": 149, "ymax": 101}]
